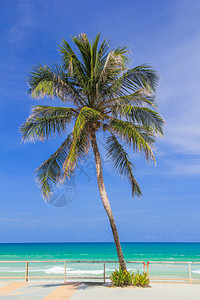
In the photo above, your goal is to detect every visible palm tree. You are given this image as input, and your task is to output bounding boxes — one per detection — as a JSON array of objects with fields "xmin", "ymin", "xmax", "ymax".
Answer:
[{"xmin": 20, "ymin": 33, "xmax": 164, "ymax": 270}]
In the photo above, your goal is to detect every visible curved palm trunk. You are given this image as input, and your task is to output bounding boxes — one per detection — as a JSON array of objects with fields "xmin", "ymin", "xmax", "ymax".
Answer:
[{"xmin": 90, "ymin": 129, "xmax": 126, "ymax": 270}]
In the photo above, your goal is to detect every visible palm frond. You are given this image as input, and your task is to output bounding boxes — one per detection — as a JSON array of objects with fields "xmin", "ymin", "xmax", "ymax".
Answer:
[
  {"xmin": 97, "ymin": 38, "xmax": 110, "ymax": 67},
  {"xmin": 63, "ymin": 130, "xmax": 90, "ymax": 179},
  {"xmin": 116, "ymin": 90, "xmax": 157, "ymax": 107},
  {"xmin": 73, "ymin": 107, "xmax": 101, "ymax": 138},
  {"xmin": 28, "ymin": 63, "xmax": 84, "ymax": 106},
  {"xmin": 110, "ymin": 64, "xmax": 159, "ymax": 96},
  {"xmin": 59, "ymin": 38, "xmax": 87, "ymax": 84},
  {"xmin": 35, "ymin": 134, "xmax": 73, "ymax": 198},
  {"xmin": 91, "ymin": 33, "xmax": 101, "ymax": 73},
  {"xmin": 63, "ymin": 107, "xmax": 101, "ymax": 177},
  {"xmin": 98, "ymin": 46, "xmax": 129, "ymax": 86},
  {"xmin": 20, "ymin": 105, "xmax": 75, "ymax": 142},
  {"xmin": 72, "ymin": 33, "xmax": 92, "ymax": 77},
  {"xmin": 105, "ymin": 134, "xmax": 142, "ymax": 197},
  {"xmin": 114, "ymin": 105, "xmax": 164, "ymax": 135},
  {"xmin": 109, "ymin": 118, "xmax": 156, "ymax": 163}
]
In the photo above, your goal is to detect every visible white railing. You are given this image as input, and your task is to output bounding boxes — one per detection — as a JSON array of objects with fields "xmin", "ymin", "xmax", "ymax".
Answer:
[
  {"xmin": 0, "ymin": 260, "xmax": 199, "ymax": 283},
  {"xmin": 0, "ymin": 260, "xmax": 145, "ymax": 282},
  {"xmin": 147, "ymin": 261, "xmax": 200, "ymax": 283}
]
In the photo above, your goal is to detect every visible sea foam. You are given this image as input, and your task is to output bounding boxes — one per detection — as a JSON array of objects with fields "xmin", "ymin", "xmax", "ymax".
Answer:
[{"xmin": 192, "ymin": 270, "xmax": 200, "ymax": 275}]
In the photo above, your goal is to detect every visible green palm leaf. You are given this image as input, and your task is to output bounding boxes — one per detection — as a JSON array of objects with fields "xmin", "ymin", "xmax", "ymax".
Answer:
[
  {"xmin": 117, "ymin": 105, "xmax": 164, "ymax": 134},
  {"xmin": 111, "ymin": 64, "xmax": 159, "ymax": 97},
  {"xmin": 63, "ymin": 107, "xmax": 101, "ymax": 177},
  {"xmin": 109, "ymin": 118, "xmax": 156, "ymax": 163},
  {"xmin": 105, "ymin": 134, "xmax": 142, "ymax": 197},
  {"xmin": 20, "ymin": 106, "xmax": 75, "ymax": 142},
  {"xmin": 35, "ymin": 134, "xmax": 73, "ymax": 198},
  {"xmin": 59, "ymin": 38, "xmax": 87, "ymax": 83},
  {"xmin": 28, "ymin": 63, "xmax": 85, "ymax": 107}
]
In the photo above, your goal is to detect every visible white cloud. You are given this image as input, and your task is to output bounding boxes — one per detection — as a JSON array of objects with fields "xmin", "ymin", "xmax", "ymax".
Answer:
[
  {"xmin": 152, "ymin": 4, "xmax": 200, "ymax": 156},
  {"xmin": 158, "ymin": 32, "xmax": 200, "ymax": 154},
  {"xmin": 6, "ymin": 0, "xmax": 35, "ymax": 46},
  {"xmin": 168, "ymin": 158, "xmax": 200, "ymax": 175}
]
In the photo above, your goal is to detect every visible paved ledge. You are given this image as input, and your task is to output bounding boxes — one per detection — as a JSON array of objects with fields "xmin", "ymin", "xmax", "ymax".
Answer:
[
  {"xmin": 0, "ymin": 282, "xmax": 28, "ymax": 294},
  {"xmin": 0, "ymin": 282, "xmax": 80, "ymax": 299},
  {"xmin": 0, "ymin": 282, "xmax": 200, "ymax": 299},
  {"xmin": 43, "ymin": 283, "xmax": 80, "ymax": 300},
  {"xmin": 70, "ymin": 282, "xmax": 200, "ymax": 300}
]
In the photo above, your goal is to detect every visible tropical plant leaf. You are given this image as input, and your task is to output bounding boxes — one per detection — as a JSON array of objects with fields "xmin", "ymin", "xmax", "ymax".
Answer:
[
  {"xmin": 109, "ymin": 64, "xmax": 159, "ymax": 97},
  {"xmin": 63, "ymin": 107, "xmax": 100, "ymax": 177},
  {"xmin": 59, "ymin": 38, "xmax": 87, "ymax": 84},
  {"xmin": 35, "ymin": 134, "xmax": 73, "ymax": 198},
  {"xmin": 20, "ymin": 105, "xmax": 75, "ymax": 142},
  {"xmin": 105, "ymin": 134, "xmax": 142, "ymax": 197},
  {"xmin": 109, "ymin": 118, "xmax": 156, "ymax": 163},
  {"xmin": 28, "ymin": 62, "xmax": 85, "ymax": 106},
  {"xmin": 116, "ymin": 105, "xmax": 164, "ymax": 134},
  {"xmin": 63, "ymin": 130, "xmax": 91, "ymax": 179}
]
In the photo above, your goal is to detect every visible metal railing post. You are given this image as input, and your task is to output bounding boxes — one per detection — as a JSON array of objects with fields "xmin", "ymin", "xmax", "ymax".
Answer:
[
  {"xmin": 103, "ymin": 262, "xmax": 106, "ymax": 283},
  {"xmin": 64, "ymin": 261, "xmax": 67, "ymax": 283},
  {"xmin": 189, "ymin": 263, "xmax": 192, "ymax": 284},
  {"xmin": 25, "ymin": 262, "xmax": 28, "ymax": 282},
  {"xmin": 143, "ymin": 262, "xmax": 146, "ymax": 273},
  {"xmin": 147, "ymin": 262, "xmax": 150, "ymax": 279}
]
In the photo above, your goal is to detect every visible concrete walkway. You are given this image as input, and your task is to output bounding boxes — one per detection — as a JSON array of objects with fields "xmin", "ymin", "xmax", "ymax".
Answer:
[
  {"xmin": 70, "ymin": 282, "xmax": 200, "ymax": 300},
  {"xmin": 0, "ymin": 282, "xmax": 80, "ymax": 299},
  {"xmin": 0, "ymin": 282, "xmax": 200, "ymax": 299}
]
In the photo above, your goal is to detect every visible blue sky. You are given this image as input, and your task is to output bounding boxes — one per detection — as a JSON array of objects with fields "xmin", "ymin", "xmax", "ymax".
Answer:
[{"xmin": 0, "ymin": 0, "xmax": 200, "ymax": 242}]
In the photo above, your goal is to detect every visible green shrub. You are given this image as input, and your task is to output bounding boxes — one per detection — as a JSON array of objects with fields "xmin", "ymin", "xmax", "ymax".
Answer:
[
  {"xmin": 132, "ymin": 271, "xmax": 149, "ymax": 287},
  {"xmin": 138, "ymin": 272, "xmax": 149, "ymax": 287},
  {"xmin": 110, "ymin": 268, "xmax": 149, "ymax": 287},
  {"xmin": 110, "ymin": 267, "xmax": 132, "ymax": 286},
  {"xmin": 132, "ymin": 271, "xmax": 140, "ymax": 286}
]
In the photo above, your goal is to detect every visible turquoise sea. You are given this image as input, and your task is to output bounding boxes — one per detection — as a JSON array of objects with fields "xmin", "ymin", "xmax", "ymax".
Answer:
[{"xmin": 0, "ymin": 243, "xmax": 200, "ymax": 281}]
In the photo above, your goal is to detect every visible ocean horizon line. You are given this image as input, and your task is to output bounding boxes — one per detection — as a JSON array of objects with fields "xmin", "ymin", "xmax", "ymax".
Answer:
[{"xmin": 0, "ymin": 241, "xmax": 200, "ymax": 244}]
